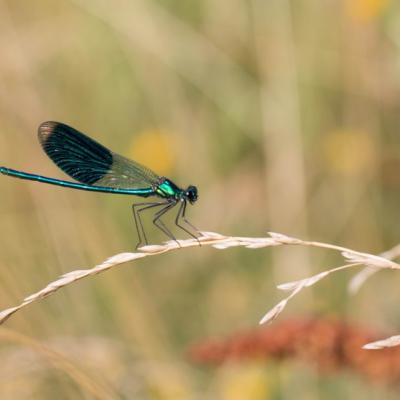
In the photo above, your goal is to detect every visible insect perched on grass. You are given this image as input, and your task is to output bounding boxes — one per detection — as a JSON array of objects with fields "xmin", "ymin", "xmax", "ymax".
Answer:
[{"xmin": 0, "ymin": 122, "xmax": 200, "ymax": 248}]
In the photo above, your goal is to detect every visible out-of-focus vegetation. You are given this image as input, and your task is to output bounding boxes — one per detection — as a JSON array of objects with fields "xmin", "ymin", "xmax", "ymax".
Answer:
[{"xmin": 1, "ymin": 0, "xmax": 400, "ymax": 398}]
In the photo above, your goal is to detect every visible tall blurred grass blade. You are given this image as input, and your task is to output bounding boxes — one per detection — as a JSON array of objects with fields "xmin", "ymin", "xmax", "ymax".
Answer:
[{"xmin": 0, "ymin": 122, "xmax": 200, "ymax": 248}]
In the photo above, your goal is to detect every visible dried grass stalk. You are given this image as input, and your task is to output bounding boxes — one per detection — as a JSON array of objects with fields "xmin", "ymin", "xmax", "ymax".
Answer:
[
  {"xmin": 349, "ymin": 244, "xmax": 400, "ymax": 294},
  {"xmin": 1, "ymin": 231, "xmax": 399, "ymax": 349},
  {"xmin": 363, "ymin": 335, "xmax": 400, "ymax": 350}
]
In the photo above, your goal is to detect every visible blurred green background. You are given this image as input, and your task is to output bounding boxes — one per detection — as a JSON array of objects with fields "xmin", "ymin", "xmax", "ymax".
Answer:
[{"xmin": 1, "ymin": 0, "xmax": 400, "ymax": 398}]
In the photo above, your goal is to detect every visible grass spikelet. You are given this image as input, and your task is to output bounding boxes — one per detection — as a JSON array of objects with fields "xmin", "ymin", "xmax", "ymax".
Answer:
[{"xmin": 1, "ymin": 230, "xmax": 400, "ymax": 349}]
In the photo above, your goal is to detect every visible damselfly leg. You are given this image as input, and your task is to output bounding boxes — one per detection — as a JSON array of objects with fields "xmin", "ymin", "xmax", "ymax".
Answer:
[
  {"xmin": 153, "ymin": 201, "xmax": 179, "ymax": 245},
  {"xmin": 175, "ymin": 200, "xmax": 201, "ymax": 245},
  {"xmin": 132, "ymin": 201, "xmax": 168, "ymax": 248},
  {"xmin": 132, "ymin": 199, "xmax": 201, "ymax": 249}
]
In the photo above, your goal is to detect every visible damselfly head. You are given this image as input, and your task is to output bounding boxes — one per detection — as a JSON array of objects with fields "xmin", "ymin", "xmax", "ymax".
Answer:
[{"xmin": 185, "ymin": 185, "xmax": 198, "ymax": 204}]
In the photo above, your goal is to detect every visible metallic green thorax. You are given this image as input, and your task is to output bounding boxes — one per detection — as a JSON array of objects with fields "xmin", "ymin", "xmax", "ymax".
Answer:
[{"xmin": 156, "ymin": 179, "xmax": 182, "ymax": 199}]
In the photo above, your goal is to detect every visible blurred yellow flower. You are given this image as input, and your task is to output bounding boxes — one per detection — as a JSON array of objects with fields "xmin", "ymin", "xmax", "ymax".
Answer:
[
  {"xmin": 323, "ymin": 129, "xmax": 377, "ymax": 176},
  {"xmin": 218, "ymin": 364, "xmax": 269, "ymax": 400},
  {"xmin": 345, "ymin": 0, "xmax": 389, "ymax": 22},
  {"xmin": 129, "ymin": 129, "xmax": 177, "ymax": 176}
]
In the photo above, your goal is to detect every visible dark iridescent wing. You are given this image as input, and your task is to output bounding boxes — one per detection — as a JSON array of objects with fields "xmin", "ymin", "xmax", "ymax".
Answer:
[{"xmin": 38, "ymin": 121, "xmax": 160, "ymax": 189}]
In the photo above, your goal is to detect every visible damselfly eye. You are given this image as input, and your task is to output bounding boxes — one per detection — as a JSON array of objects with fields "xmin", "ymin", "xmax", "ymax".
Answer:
[{"xmin": 186, "ymin": 185, "xmax": 198, "ymax": 203}]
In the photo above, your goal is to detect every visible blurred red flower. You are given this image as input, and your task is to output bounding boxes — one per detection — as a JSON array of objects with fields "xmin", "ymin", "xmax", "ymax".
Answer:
[{"xmin": 188, "ymin": 318, "xmax": 400, "ymax": 384}]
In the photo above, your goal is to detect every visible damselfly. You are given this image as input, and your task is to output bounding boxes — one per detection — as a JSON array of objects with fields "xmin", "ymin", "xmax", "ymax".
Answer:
[{"xmin": 0, "ymin": 122, "xmax": 200, "ymax": 248}]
